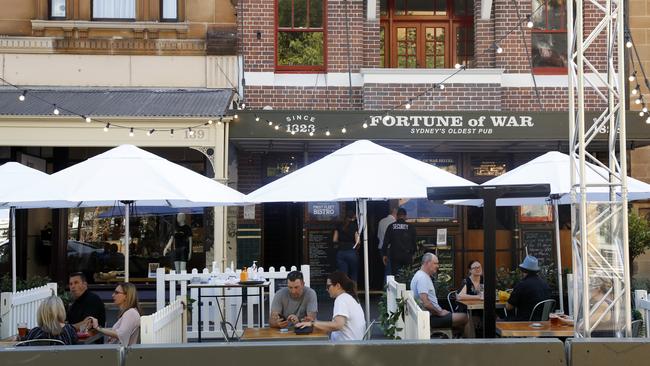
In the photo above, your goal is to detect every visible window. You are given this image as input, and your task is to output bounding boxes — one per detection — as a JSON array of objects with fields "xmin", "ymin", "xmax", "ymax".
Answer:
[
  {"xmin": 380, "ymin": 0, "xmax": 474, "ymax": 68},
  {"xmin": 50, "ymin": 0, "xmax": 66, "ymax": 19},
  {"xmin": 92, "ymin": 0, "xmax": 136, "ymax": 20},
  {"xmin": 276, "ymin": 0, "xmax": 326, "ymax": 70},
  {"xmin": 531, "ymin": 0, "xmax": 567, "ymax": 73},
  {"xmin": 161, "ymin": 0, "xmax": 178, "ymax": 21}
]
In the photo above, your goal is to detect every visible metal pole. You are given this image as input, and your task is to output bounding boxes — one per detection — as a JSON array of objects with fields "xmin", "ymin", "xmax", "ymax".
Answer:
[
  {"xmin": 124, "ymin": 203, "xmax": 130, "ymax": 282},
  {"xmin": 11, "ymin": 206, "xmax": 16, "ymax": 293},
  {"xmin": 553, "ymin": 199, "xmax": 564, "ymax": 313},
  {"xmin": 482, "ymin": 191, "xmax": 497, "ymax": 338},
  {"xmin": 360, "ymin": 198, "xmax": 371, "ymax": 327}
]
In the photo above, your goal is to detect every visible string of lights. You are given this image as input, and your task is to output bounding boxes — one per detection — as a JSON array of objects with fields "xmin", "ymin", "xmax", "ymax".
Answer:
[
  {"xmin": 625, "ymin": 28, "xmax": 650, "ymax": 122},
  {"xmin": 250, "ymin": 0, "xmax": 553, "ymax": 137},
  {"xmin": 0, "ymin": 79, "xmax": 236, "ymax": 138}
]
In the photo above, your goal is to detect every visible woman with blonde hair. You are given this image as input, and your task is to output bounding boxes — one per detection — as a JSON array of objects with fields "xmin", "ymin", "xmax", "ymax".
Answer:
[
  {"xmin": 89, "ymin": 282, "xmax": 141, "ymax": 345},
  {"xmin": 25, "ymin": 295, "xmax": 77, "ymax": 345}
]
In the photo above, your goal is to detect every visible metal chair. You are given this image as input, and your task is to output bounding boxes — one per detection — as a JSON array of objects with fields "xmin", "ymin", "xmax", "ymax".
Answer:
[
  {"xmin": 14, "ymin": 339, "xmax": 66, "ymax": 346},
  {"xmin": 447, "ymin": 291, "xmax": 458, "ymax": 313},
  {"xmin": 632, "ymin": 319, "xmax": 643, "ymax": 337},
  {"xmin": 530, "ymin": 299, "xmax": 556, "ymax": 321},
  {"xmin": 363, "ymin": 319, "xmax": 377, "ymax": 340}
]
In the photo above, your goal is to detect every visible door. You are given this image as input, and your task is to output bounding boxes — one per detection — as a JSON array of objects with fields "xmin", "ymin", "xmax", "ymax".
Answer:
[{"xmin": 392, "ymin": 23, "xmax": 449, "ymax": 68}]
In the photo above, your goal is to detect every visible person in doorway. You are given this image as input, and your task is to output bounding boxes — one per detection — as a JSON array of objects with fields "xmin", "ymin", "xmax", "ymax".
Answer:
[
  {"xmin": 88, "ymin": 282, "xmax": 141, "ymax": 346},
  {"xmin": 66, "ymin": 272, "xmax": 106, "ymax": 331},
  {"xmin": 506, "ymin": 255, "xmax": 551, "ymax": 321},
  {"xmin": 163, "ymin": 213, "xmax": 192, "ymax": 272},
  {"xmin": 25, "ymin": 295, "xmax": 78, "ymax": 345},
  {"xmin": 411, "ymin": 253, "xmax": 468, "ymax": 335},
  {"xmin": 333, "ymin": 211, "xmax": 360, "ymax": 282},
  {"xmin": 296, "ymin": 271, "xmax": 366, "ymax": 341},
  {"xmin": 377, "ymin": 207, "xmax": 397, "ymax": 278},
  {"xmin": 382, "ymin": 208, "xmax": 417, "ymax": 277},
  {"xmin": 269, "ymin": 270, "xmax": 318, "ymax": 328}
]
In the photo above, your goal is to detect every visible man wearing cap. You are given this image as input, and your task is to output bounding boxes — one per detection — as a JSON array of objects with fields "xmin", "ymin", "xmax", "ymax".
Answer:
[{"xmin": 506, "ymin": 255, "xmax": 551, "ymax": 321}]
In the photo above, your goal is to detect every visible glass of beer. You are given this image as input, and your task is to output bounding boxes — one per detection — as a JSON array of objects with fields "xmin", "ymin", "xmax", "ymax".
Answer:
[
  {"xmin": 549, "ymin": 310, "xmax": 562, "ymax": 326},
  {"xmin": 17, "ymin": 322, "xmax": 28, "ymax": 338}
]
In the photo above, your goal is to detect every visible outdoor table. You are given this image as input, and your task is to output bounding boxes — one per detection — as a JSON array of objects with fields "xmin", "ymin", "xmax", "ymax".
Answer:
[
  {"xmin": 0, "ymin": 332, "xmax": 103, "ymax": 347},
  {"xmin": 496, "ymin": 321, "xmax": 574, "ymax": 337},
  {"xmin": 456, "ymin": 299, "xmax": 507, "ymax": 338},
  {"xmin": 188, "ymin": 281, "xmax": 269, "ymax": 342},
  {"xmin": 241, "ymin": 327, "xmax": 329, "ymax": 341}
]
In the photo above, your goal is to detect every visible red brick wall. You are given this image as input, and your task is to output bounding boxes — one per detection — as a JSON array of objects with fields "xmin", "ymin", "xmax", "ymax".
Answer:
[
  {"xmin": 328, "ymin": 0, "xmax": 365, "ymax": 72},
  {"xmin": 363, "ymin": 83, "xmax": 501, "ymax": 110},
  {"xmin": 245, "ymin": 86, "xmax": 363, "ymax": 110},
  {"xmin": 502, "ymin": 87, "xmax": 609, "ymax": 111},
  {"xmin": 240, "ymin": 0, "xmax": 275, "ymax": 72},
  {"xmin": 474, "ymin": 0, "xmax": 496, "ymax": 68}
]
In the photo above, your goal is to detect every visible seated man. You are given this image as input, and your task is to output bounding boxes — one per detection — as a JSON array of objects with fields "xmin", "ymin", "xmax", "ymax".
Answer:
[
  {"xmin": 66, "ymin": 272, "xmax": 106, "ymax": 331},
  {"xmin": 411, "ymin": 253, "xmax": 468, "ymax": 336},
  {"xmin": 506, "ymin": 255, "xmax": 551, "ymax": 321},
  {"xmin": 270, "ymin": 271, "xmax": 318, "ymax": 328}
]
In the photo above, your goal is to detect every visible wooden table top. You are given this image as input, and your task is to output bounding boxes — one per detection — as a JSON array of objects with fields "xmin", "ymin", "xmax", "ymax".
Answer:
[
  {"xmin": 0, "ymin": 332, "xmax": 103, "ymax": 347},
  {"xmin": 496, "ymin": 321, "xmax": 574, "ymax": 337},
  {"xmin": 241, "ymin": 327, "xmax": 329, "ymax": 341},
  {"xmin": 457, "ymin": 299, "xmax": 508, "ymax": 310}
]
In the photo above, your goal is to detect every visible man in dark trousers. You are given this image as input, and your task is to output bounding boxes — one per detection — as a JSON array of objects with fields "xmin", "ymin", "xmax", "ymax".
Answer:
[
  {"xmin": 67, "ymin": 272, "xmax": 106, "ymax": 331},
  {"xmin": 382, "ymin": 208, "xmax": 417, "ymax": 276}
]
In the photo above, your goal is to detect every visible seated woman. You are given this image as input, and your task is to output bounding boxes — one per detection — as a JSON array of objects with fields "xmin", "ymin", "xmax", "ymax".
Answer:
[
  {"xmin": 25, "ymin": 295, "xmax": 78, "ymax": 345},
  {"xmin": 457, "ymin": 260, "xmax": 484, "ymax": 301},
  {"xmin": 89, "ymin": 282, "xmax": 141, "ymax": 346},
  {"xmin": 296, "ymin": 271, "xmax": 366, "ymax": 341}
]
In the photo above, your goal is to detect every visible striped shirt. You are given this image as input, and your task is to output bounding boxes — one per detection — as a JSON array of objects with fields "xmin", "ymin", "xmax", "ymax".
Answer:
[{"xmin": 25, "ymin": 323, "xmax": 78, "ymax": 345}]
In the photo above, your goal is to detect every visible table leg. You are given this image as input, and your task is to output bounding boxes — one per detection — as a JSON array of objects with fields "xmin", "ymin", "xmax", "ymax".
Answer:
[{"xmin": 467, "ymin": 308, "xmax": 476, "ymax": 338}]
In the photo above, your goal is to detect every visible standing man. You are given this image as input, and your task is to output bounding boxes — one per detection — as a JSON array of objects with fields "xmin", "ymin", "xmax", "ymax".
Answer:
[
  {"xmin": 411, "ymin": 253, "xmax": 468, "ymax": 334},
  {"xmin": 382, "ymin": 208, "xmax": 417, "ymax": 276},
  {"xmin": 269, "ymin": 271, "xmax": 318, "ymax": 328},
  {"xmin": 66, "ymin": 272, "xmax": 106, "ymax": 331},
  {"xmin": 377, "ymin": 207, "xmax": 397, "ymax": 277}
]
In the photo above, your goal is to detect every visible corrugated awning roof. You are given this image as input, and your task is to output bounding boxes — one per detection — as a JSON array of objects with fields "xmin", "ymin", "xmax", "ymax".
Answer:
[{"xmin": 0, "ymin": 88, "xmax": 234, "ymax": 117}]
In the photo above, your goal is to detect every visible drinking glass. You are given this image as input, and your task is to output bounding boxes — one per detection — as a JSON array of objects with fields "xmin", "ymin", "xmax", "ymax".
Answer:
[
  {"xmin": 550, "ymin": 310, "xmax": 563, "ymax": 326},
  {"xmin": 17, "ymin": 322, "xmax": 28, "ymax": 338},
  {"xmin": 479, "ymin": 284, "xmax": 485, "ymax": 300}
]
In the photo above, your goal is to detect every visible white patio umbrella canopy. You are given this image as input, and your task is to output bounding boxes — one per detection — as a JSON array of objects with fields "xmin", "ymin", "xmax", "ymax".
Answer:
[
  {"xmin": 445, "ymin": 151, "xmax": 650, "ymax": 313},
  {"xmin": 247, "ymin": 140, "xmax": 477, "ymax": 325},
  {"xmin": 5, "ymin": 145, "xmax": 248, "ymax": 281},
  {"xmin": 0, "ymin": 162, "xmax": 63, "ymax": 293}
]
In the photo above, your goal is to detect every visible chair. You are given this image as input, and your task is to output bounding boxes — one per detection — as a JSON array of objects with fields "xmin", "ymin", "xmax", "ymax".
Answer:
[
  {"xmin": 631, "ymin": 319, "xmax": 642, "ymax": 337},
  {"xmin": 430, "ymin": 328, "xmax": 453, "ymax": 339},
  {"xmin": 529, "ymin": 299, "xmax": 556, "ymax": 321},
  {"xmin": 447, "ymin": 291, "xmax": 459, "ymax": 313},
  {"xmin": 363, "ymin": 319, "xmax": 377, "ymax": 340},
  {"xmin": 14, "ymin": 339, "xmax": 66, "ymax": 346}
]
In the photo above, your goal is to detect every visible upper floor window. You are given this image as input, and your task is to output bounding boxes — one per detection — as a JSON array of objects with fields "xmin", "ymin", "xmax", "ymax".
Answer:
[
  {"xmin": 50, "ymin": 0, "xmax": 66, "ymax": 19},
  {"xmin": 531, "ymin": 0, "xmax": 567, "ymax": 74},
  {"xmin": 92, "ymin": 0, "xmax": 136, "ymax": 20},
  {"xmin": 276, "ymin": 0, "xmax": 326, "ymax": 71},
  {"xmin": 380, "ymin": 0, "xmax": 474, "ymax": 68},
  {"xmin": 161, "ymin": 0, "xmax": 179, "ymax": 21}
]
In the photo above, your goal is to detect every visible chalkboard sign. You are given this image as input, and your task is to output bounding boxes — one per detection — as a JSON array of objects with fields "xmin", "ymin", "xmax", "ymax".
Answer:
[
  {"xmin": 522, "ymin": 230, "xmax": 554, "ymax": 267},
  {"xmin": 307, "ymin": 230, "xmax": 337, "ymax": 296}
]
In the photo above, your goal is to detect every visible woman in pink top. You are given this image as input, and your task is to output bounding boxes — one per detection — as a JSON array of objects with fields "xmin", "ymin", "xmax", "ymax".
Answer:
[{"xmin": 89, "ymin": 282, "xmax": 141, "ymax": 346}]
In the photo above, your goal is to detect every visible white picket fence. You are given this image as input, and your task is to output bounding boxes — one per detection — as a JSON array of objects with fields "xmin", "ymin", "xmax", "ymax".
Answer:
[
  {"xmin": 156, "ymin": 263, "xmax": 310, "ymax": 339},
  {"xmin": 386, "ymin": 276, "xmax": 406, "ymax": 339},
  {"xmin": 402, "ymin": 290, "xmax": 431, "ymax": 340},
  {"xmin": 635, "ymin": 290, "xmax": 650, "ymax": 337},
  {"xmin": 0, "ymin": 283, "xmax": 57, "ymax": 338},
  {"xmin": 141, "ymin": 297, "xmax": 186, "ymax": 344}
]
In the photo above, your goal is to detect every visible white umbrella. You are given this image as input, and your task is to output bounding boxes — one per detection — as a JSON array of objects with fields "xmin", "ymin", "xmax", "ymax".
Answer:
[
  {"xmin": 247, "ymin": 140, "xmax": 477, "ymax": 324},
  {"xmin": 445, "ymin": 151, "xmax": 650, "ymax": 313},
  {"xmin": 5, "ymin": 145, "xmax": 248, "ymax": 281},
  {"xmin": 0, "ymin": 163, "xmax": 66, "ymax": 293}
]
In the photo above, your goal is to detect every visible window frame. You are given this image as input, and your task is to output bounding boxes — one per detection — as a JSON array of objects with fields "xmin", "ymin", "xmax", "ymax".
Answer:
[
  {"xmin": 275, "ymin": 0, "xmax": 328, "ymax": 72},
  {"xmin": 91, "ymin": 0, "xmax": 137, "ymax": 22},
  {"xmin": 530, "ymin": 0, "xmax": 568, "ymax": 75},
  {"xmin": 49, "ymin": 0, "xmax": 67, "ymax": 20},
  {"xmin": 379, "ymin": 0, "xmax": 474, "ymax": 69},
  {"xmin": 160, "ymin": 0, "xmax": 179, "ymax": 22}
]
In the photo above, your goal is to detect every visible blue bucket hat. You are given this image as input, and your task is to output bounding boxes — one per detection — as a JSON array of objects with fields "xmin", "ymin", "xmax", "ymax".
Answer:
[{"xmin": 519, "ymin": 255, "xmax": 540, "ymax": 272}]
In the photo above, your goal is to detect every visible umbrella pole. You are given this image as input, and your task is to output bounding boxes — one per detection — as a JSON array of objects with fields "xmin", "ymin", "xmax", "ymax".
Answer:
[
  {"xmin": 553, "ymin": 199, "xmax": 564, "ymax": 313},
  {"xmin": 360, "ymin": 198, "xmax": 370, "ymax": 327},
  {"xmin": 11, "ymin": 206, "xmax": 16, "ymax": 293},
  {"xmin": 124, "ymin": 203, "xmax": 130, "ymax": 282}
]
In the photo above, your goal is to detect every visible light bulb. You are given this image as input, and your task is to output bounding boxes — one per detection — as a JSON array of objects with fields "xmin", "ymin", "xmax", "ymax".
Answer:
[
  {"xmin": 626, "ymin": 40, "xmax": 633, "ymax": 48},
  {"xmin": 129, "ymin": 128, "xmax": 134, "ymax": 137},
  {"xmin": 85, "ymin": 116, "xmax": 92, "ymax": 123},
  {"xmin": 309, "ymin": 131, "xmax": 314, "ymax": 136},
  {"xmin": 496, "ymin": 46, "xmax": 503, "ymax": 54},
  {"xmin": 268, "ymin": 120, "xmax": 273, "ymax": 126},
  {"xmin": 291, "ymin": 130, "xmax": 296, "ymax": 135},
  {"xmin": 632, "ymin": 88, "xmax": 639, "ymax": 96},
  {"xmin": 240, "ymin": 102, "xmax": 246, "ymax": 109},
  {"xmin": 527, "ymin": 20, "xmax": 534, "ymax": 28},
  {"xmin": 405, "ymin": 100, "xmax": 411, "ymax": 109},
  {"xmin": 341, "ymin": 127, "xmax": 347, "ymax": 134},
  {"xmin": 147, "ymin": 129, "xmax": 155, "ymax": 136},
  {"xmin": 325, "ymin": 130, "xmax": 331, "ymax": 136},
  {"xmin": 635, "ymin": 98, "xmax": 642, "ymax": 104},
  {"xmin": 629, "ymin": 74, "xmax": 636, "ymax": 82},
  {"xmin": 170, "ymin": 129, "xmax": 174, "ymax": 136},
  {"xmin": 188, "ymin": 128, "xmax": 194, "ymax": 136},
  {"xmin": 646, "ymin": 116, "xmax": 650, "ymax": 124},
  {"xmin": 363, "ymin": 122, "xmax": 368, "ymax": 129},
  {"xmin": 439, "ymin": 84, "xmax": 445, "ymax": 90},
  {"xmin": 255, "ymin": 116, "xmax": 260, "ymax": 122},
  {"xmin": 208, "ymin": 119, "xmax": 213, "ymax": 125},
  {"xmin": 18, "ymin": 93, "xmax": 25, "ymax": 101},
  {"xmin": 640, "ymin": 111, "xmax": 645, "ymax": 117},
  {"xmin": 455, "ymin": 63, "xmax": 462, "ymax": 69},
  {"xmin": 104, "ymin": 123, "xmax": 110, "ymax": 132},
  {"xmin": 234, "ymin": 113, "xmax": 239, "ymax": 119},
  {"xmin": 274, "ymin": 125, "xmax": 279, "ymax": 130},
  {"xmin": 53, "ymin": 106, "xmax": 60, "ymax": 115},
  {"xmin": 643, "ymin": 106, "xmax": 648, "ymax": 113}
]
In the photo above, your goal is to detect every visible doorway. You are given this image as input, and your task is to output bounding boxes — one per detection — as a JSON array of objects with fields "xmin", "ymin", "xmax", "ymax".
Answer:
[{"xmin": 262, "ymin": 202, "xmax": 303, "ymax": 269}]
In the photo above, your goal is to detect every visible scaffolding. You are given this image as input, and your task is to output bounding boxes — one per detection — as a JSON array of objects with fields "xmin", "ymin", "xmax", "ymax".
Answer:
[{"xmin": 568, "ymin": 0, "xmax": 632, "ymax": 337}]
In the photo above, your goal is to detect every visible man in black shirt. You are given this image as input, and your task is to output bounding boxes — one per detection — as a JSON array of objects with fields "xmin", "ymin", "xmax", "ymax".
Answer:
[
  {"xmin": 66, "ymin": 272, "xmax": 106, "ymax": 330},
  {"xmin": 382, "ymin": 208, "xmax": 417, "ymax": 277},
  {"xmin": 506, "ymin": 255, "xmax": 551, "ymax": 321}
]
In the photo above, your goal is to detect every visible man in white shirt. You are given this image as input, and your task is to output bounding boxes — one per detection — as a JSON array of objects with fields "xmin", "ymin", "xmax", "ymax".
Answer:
[
  {"xmin": 411, "ymin": 253, "xmax": 467, "ymax": 335},
  {"xmin": 377, "ymin": 207, "xmax": 397, "ymax": 277}
]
